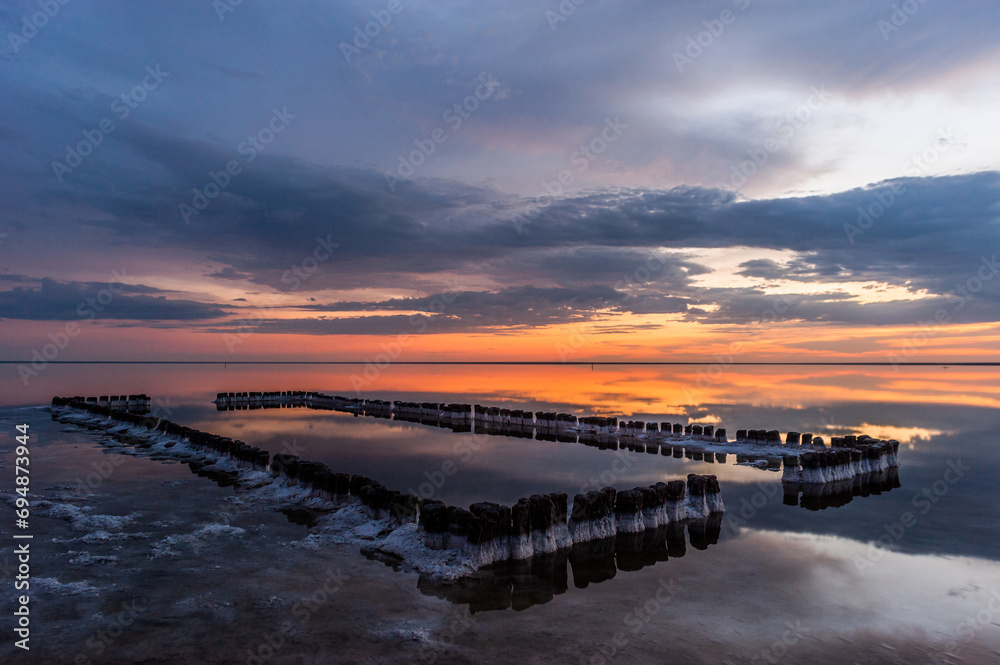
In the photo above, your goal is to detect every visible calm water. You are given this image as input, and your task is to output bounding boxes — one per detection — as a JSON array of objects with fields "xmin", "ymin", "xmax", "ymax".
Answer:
[{"xmin": 1, "ymin": 364, "xmax": 999, "ymax": 663}]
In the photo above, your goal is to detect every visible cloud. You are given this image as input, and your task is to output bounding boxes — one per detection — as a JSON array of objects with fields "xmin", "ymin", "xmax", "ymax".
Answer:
[
  {"xmin": 1, "ymin": 0, "xmax": 998, "ymax": 339},
  {"xmin": 259, "ymin": 285, "xmax": 642, "ymax": 334},
  {"xmin": 39, "ymin": 108, "xmax": 1000, "ymax": 302},
  {"xmin": 206, "ymin": 267, "xmax": 253, "ymax": 281},
  {"xmin": 737, "ymin": 259, "xmax": 787, "ymax": 281},
  {"xmin": 0, "ymin": 278, "xmax": 228, "ymax": 321},
  {"xmin": 8, "ymin": 135, "xmax": 1000, "ymax": 331}
]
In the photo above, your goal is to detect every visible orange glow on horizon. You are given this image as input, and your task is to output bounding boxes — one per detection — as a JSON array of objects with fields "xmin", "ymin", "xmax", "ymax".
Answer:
[
  {"xmin": 6, "ymin": 361, "xmax": 1000, "ymax": 414},
  {"xmin": 3, "ymin": 317, "xmax": 999, "ymax": 365}
]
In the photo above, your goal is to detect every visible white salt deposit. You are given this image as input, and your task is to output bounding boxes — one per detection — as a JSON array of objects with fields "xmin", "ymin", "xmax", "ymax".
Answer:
[{"xmin": 32, "ymin": 577, "xmax": 104, "ymax": 596}]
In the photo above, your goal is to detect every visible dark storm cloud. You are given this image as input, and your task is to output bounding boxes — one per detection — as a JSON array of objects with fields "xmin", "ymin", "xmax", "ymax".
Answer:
[
  {"xmin": 689, "ymin": 289, "xmax": 914, "ymax": 327},
  {"xmin": 11, "ymin": 113, "xmax": 1000, "ymax": 329},
  {"xmin": 42, "ymin": 107, "xmax": 997, "ymax": 305},
  {"xmin": 212, "ymin": 284, "xmax": 693, "ymax": 336},
  {"xmin": 617, "ymin": 295, "xmax": 693, "ymax": 316},
  {"xmin": 1, "ymin": 1, "xmax": 998, "ymax": 336},
  {"xmin": 205, "ymin": 267, "xmax": 253, "ymax": 281},
  {"xmin": 230, "ymin": 314, "xmax": 676, "ymax": 337},
  {"xmin": 0, "ymin": 278, "xmax": 228, "ymax": 321},
  {"xmin": 737, "ymin": 259, "xmax": 787, "ymax": 281},
  {"xmin": 307, "ymin": 285, "xmax": 620, "ymax": 313},
  {"xmin": 293, "ymin": 285, "xmax": 635, "ymax": 331},
  {"xmin": 735, "ymin": 257, "xmax": 857, "ymax": 283},
  {"xmin": 221, "ymin": 315, "xmax": 439, "ymax": 337},
  {"xmin": 484, "ymin": 247, "xmax": 710, "ymax": 290}
]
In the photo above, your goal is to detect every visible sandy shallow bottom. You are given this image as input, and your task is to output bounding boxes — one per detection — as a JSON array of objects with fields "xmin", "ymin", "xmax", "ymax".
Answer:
[{"xmin": 1, "ymin": 407, "xmax": 999, "ymax": 665}]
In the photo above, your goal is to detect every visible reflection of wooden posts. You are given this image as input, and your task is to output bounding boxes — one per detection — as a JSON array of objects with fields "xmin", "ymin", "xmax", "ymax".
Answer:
[
  {"xmin": 86, "ymin": 393, "xmax": 152, "ymax": 414},
  {"xmin": 63, "ymin": 388, "xmax": 908, "ymax": 569},
  {"xmin": 377, "ymin": 401, "xmax": 872, "ymax": 485},
  {"xmin": 558, "ymin": 413, "xmax": 578, "ymax": 430},
  {"xmin": 52, "ymin": 397, "xmax": 741, "ymax": 582},
  {"xmin": 782, "ymin": 441, "xmax": 898, "ymax": 483}
]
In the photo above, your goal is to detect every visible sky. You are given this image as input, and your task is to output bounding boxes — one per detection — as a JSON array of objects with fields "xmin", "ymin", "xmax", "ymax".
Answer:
[{"xmin": 1, "ymin": 0, "xmax": 1000, "ymax": 364}]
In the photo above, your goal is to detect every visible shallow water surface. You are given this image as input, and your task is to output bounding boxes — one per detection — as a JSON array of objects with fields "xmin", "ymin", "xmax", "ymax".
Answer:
[{"xmin": 1, "ymin": 364, "xmax": 998, "ymax": 663}]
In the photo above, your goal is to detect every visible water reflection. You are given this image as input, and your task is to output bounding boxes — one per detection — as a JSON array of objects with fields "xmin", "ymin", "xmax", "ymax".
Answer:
[
  {"xmin": 147, "ymin": 370, "xmax": 998, "ymax": 564},
  {"xmin": 209, "ymin": 392, "xmax": 905, "ymax": 510},
  {"xmin": 408, "ymin": 515, "xmax": 722, "ymax": 613},
  {"xmin": 12, "ymin": 365, "xmax": 1000, "ymax": 583},
  {"xmin": 783, "ymin": 467, "xmax": 901, "ymax": 510},
  {"xmin": 7, "ymin": 363, "xmax": 1000, "ymax": 413},
  {"xmin": 8, "ymin": 364, "xmax": 1000, "ymax": 660}
]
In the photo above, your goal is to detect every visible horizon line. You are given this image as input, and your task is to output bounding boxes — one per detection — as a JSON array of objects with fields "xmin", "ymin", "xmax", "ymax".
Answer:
[{"xmin": 2, "ymin": 360, "xmax": 999, "ymax": 366}]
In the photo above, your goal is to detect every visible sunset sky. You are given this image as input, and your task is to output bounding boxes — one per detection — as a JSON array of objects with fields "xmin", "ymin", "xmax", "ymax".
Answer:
[{"xmin": 2, "ymin": 0, "xmax": 1000, "ymax": 363}]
